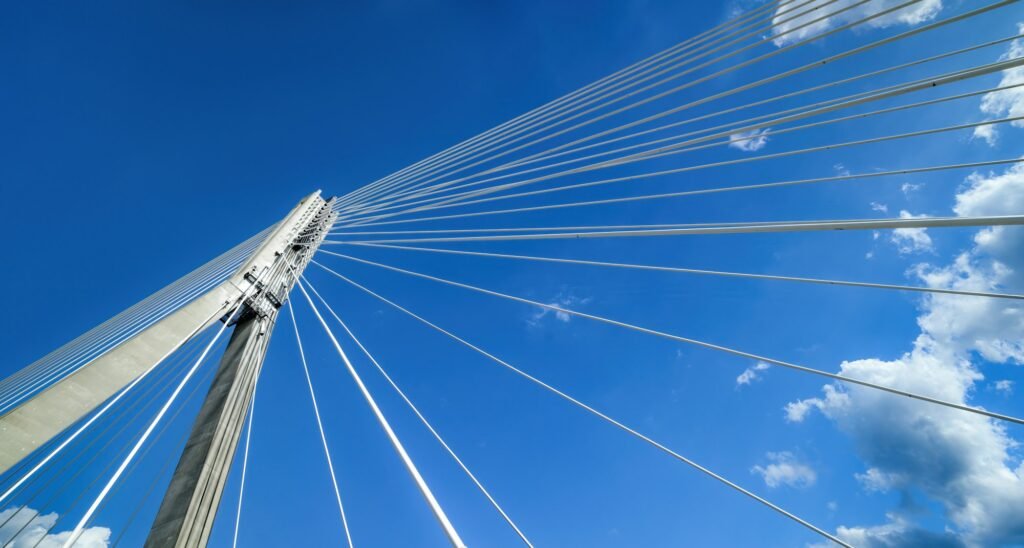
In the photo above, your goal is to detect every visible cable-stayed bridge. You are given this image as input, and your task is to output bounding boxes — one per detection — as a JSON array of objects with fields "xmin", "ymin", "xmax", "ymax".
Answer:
[{"xmin": 1, "ymin": 0, "xmax": 1023, "ymax": 545}]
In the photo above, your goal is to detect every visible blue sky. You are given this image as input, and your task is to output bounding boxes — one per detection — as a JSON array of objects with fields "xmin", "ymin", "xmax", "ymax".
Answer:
[{"xmin": 1, "ymin": 1, "xmax": 1023, "ymax": 546}]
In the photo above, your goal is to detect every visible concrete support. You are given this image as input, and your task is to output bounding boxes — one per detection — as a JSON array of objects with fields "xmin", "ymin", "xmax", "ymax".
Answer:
[
  {"xmin": 145, "ymin": 310, "xmax": 272, "ymax": 548},
  {"xmin": 145, "ymin": 195, "xmax": 336, "ymax": 547},
  {"xmin": 0, "ymin": 192, "xmax": 328, "ymax": 476}
]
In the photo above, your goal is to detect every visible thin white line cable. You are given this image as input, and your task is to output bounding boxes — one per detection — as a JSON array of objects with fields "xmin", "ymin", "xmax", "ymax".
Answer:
[
  {"xmin": 294, "ymin": 279, "xmax": 466, "ymax": 548},
  {"xmin": 0, "ymin": 252, "xmax": 249, "ymax": 413},
  {"xmin": 341, "ymin": 243, "xmax": 1024, "ymax": 301},
  {"xmin": 63, "ymin": 313, "xmax": 231, "ymax": 548},
  {"xmin": 331, "ymin": 0, "xmax": 793, "ymax": 207},
  {"xmin": 0, "ymin": 227, "xmax": 267, "ymax": 398},
  {"xmin": 342, "ymin": 65, "xmax": 1024, "ymax": 222},
  {"xmin": 341, "ymin": 101, "xmax": 1024, "ymax": 227},
  {"xmin": 314, "ymin": 265, "xmax": 851, "ymax": 547},
  {"xmin": 303, "ymin": 281, "xmax": 533, "ymax": 547},
  {"xmin": 287, "ymin": 301, "xmax": 354, "ymax": 548},
  {"xmin": 232, "ymin": 352, "xmax": 263, "ymax": 548},
  {"xmin": 340, "ymin": 112, "xmax": 1024, "ymax": 229},
  {"xmin": 311, "ymin": 257, "xmax": 1024, "ymax": 427},
  {"xmin": 326, "ymin": 215, "xmax": 1024, "ymax": 245},
  {"xmin": 0, "ymin": 311, "xmax": 227, "ymax": 508},
  {"xmin": 326, "ymin": 158, "xmax": 1024, "ymax": 230},
  {"xmin": 333, "ymin": 0, "xmax": 808, "ymax": 209},
  {"xmin": 341, "ymin": 0, "xmax": 1000, "ymax": 213},
  {"xmin": 455, "ymin": 32, "xmax": 1024, "ymax": 180},
  {"xmin": 62, "ymin": 269, "xmax": 270, "ymax": 548},
  {"xmin": 0, "ymin": 229, "xmax": 269, "ymax": 413},
  {"xmin": 341, "ymin": 0, "xmax": 886, "ymax": 209}
]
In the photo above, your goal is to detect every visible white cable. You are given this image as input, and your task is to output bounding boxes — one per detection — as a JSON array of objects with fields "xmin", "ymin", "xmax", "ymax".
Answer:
[
  {"xmin": 0, "ymin": 229, "xmax": 268, "ymax": 413},
  {"xmin": 333, "ymin": 0, "xmax": 805, "ymax": 210},
  {"xmin": 0, "ymin": 227, "xmax": 265, "ymax": 399},
  {"xmin": 62, "ymin": 269, "xmax": 268, "ymax": 548},
  {"xmin": 326, "ymin": 158, "xmax": 1022, "ymax": 230},
  {"xmin": 311, "ymin": 257, "xmax": 1024, "ymax": 427},
  {"xmin": 314, "ymin": 265, "xmax": 851, "ymax": 547},
  {"xmin": 294, "ymin": 279, "xmax": 466, "ymax": 548},
  {"xmin": 451, "ymin": 32, "xmax": 1024, "ymax": 180},
  {"xmin": 340, "ymin": 0, "xmax": 875, "ymax": 210},
  {"xmin": 232, "ymin": 352, "xmax": 263, "ymax": 548},
  {"xmin": 340, "ymin": 0, "xmax": 1013, "ymax": 219},
  {"xmin": 326, "ymin": 215, "xmax": 1024, "ymax": 245},
  {"xmin": 343, "ymin": 243, "xmax": 1024, "ymax": 301},
  {"xmin": 287, "ymin": 301, "xmax": 354, "ymax": 548},
  {"xmin": 0, "ymin": 253, "xmax": 248, "ymax": 413},
  {"xmin": 303, "ymin": 281, "xmax": 532, "ymax": 547},
  {"xmin": 340, "ymin": 0, "xmax": 963, "ymax": 214},
  {"xmin": 0, "ymin": 328, "xmax": 209, "ymax": 508},
  {"xmin": 341, "ymin": 103, "xmax": 1024, "ymax": 227},
  {"xmin": 343, "ymin": 65, "xmax": 1024, "ymax": 223}
]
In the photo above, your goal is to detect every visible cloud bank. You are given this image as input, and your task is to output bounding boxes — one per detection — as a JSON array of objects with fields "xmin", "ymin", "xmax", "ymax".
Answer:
[{"xmin": 787, "ymin": 162, "xmax": 1024, "ymax": 546}]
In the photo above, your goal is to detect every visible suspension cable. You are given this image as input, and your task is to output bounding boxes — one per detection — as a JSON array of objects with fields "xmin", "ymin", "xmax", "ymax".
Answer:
[
  {"xmin": 294, "ymin": 278, "xmax": 466, "ymax": 548},
  {"xmin": 303, "ymin": 281, "xmax": 533, "ymax": 546},
  {"xmin": 287, "ymin": 302, "xmax": 354, "ymax": 548},
  {"xmin": 311, "ymin": 264, "xmax": 851, "ymax": 547},
  {"xmin": 340, "ymin": 243, "xmax": 1024, "ymax": 301},
  {"xmin": 327, "ymin": 215, "xmax": 1024, "ymax": 245},
  {"xmin": 311, "ymin": 257, "xmax": 1024, "ymax": 427}
]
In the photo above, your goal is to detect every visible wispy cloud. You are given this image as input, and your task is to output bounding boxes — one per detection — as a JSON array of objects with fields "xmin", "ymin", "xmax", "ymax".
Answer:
[
  {"xmin": 526, "ymin": 292, "xmax": 593, "ymax": 327},
  {"xmin": 901, "ymin": 182, "xmax": 923, "ymax": 196},
  {"xmin": 728, "ymin": 128, "xmax": 770, "ymax": 152},
  {"xmin": 736, "ymin": 361, "xmax": 770, "ymax": 386}
]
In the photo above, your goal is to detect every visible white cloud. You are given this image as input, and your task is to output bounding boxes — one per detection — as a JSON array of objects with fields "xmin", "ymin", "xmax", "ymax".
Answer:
[
  {"xmin": 0, "ymin": 507, "xmax": 110, "ymax": 548},
  {"xmin": 834, "ymin": 163, "xmax": 851, "ymax": 176},
  {"xmin": 527, "ymin": 292, "xmax": 592, "ymax": 327},
  {"xmin": 974, "ymin": 27, "xmax": 1024, "ymax": 146},
  {"xmin": 889, "ymin": 210, "xmax": 933, "ymax": 254},
  {"xmin": 751, "ymin": 451, "xmax": 816, "ymax": 488},
  {"xmin": 912, "ymin": 255, "xmax": 1024, "ymax": 364},
  {"xmin": 728, "ymin": 128, "xmax": 770, "ymax": 151},
  {"xmin": 789, "ymin": 343, "xmax": 1024, "ymax": 544},
  {"xmin": 947, "ymin": 169, "xmax": 1016, "ymax": 217},
  {"xmin": 994, "ymin": 379, "xmax": 1014, "ymax": 394},
  {"xmin": 973, "ymin": 123, "xmax": 998, "ymax": 146},
  {"xmin": 784, "ymin": 394, "xmax": 822, "ymax": 423},
  {"xmin": 901, "ymin": 182, "xmax": 922, "ymax": 196},
  {"xmin": 870, "ymin": 202, "xmax": 889, "ymax": 213},
  {"xmin": 787, "ymin": 162, "xmax": 1024, "ymax": 545},
  {"xmin": 736, "ymin": 361, "xmax": 770, "ymax": 386},
  {"xmin": 771, "ymin": 0, "xmax": 942, "ymax": 47}
]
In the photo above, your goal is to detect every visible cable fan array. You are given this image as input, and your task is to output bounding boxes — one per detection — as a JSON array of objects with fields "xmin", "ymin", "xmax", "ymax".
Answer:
[
  {"xmin": 309, "ymin": 0, "xmax": 1024, "ymax": 545},
  {"xmin": 1, "ymin": 0, "xmax": 1022, "ymax": 546}
]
